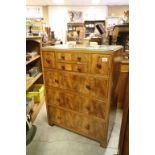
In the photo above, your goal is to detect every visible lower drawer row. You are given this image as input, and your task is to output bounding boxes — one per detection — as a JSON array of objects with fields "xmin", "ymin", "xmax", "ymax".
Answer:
[
  {"xmin": 48, "ymin": 106, "xmax": 107, "ymax": 141},
  {"xmin": 46, "ymin": 88, "xmax": 107, "ymax": 119}
]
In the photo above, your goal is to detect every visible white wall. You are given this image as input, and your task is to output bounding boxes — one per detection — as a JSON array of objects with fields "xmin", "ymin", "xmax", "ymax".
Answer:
[{"xmin": 48, "ymin": 6, "xmax": 108, "ymax": 43}]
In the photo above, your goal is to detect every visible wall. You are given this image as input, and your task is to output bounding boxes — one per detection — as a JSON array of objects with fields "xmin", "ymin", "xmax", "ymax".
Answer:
[
  {"xmin": 48, "ymin": 6, "xmax": 108, "ymax": 43},
  {"xmin": 108, "ymin": 5, "xmax": 129, "ymax": 17}
]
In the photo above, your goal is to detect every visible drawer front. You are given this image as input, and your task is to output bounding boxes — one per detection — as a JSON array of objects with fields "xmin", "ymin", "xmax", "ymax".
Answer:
[
  {"xmin": 46, "ymin": 88, "xmax": 64, "ymax": 106},
  {"xmin": 57, "ymin": 63, "xmax": 72, "ymax": 71},
  {"xmin": 72, "ymin": 64, "xmax": 88, "ymax": 73},
  {"xmin": 44, "ymin": 70, "xmax": 63, "ymax": 88},
  {"xmin": 72, "ymin": 53, "xmax": 89, "ymax": 63},
  {"xmin": 42, "ymin": 51, "xmax": 55, "ymax": 68},
  {"xmin": 57, "ymin": 52, "xmax": 72, "ymax": 62},
  {"xmin": 91, "ymin": 54, "xmax": 111, "ymax": 75},
  {"xmin": 49, "ymin": 106, "xmax": 66, "ymax": 125},
  {"xmin": 56, "ymin": 52, "xmax": 89, "ymax": 63},
  {"xmin": 80, "ymin": 99, "xmax": 106, "ymax": 119}
]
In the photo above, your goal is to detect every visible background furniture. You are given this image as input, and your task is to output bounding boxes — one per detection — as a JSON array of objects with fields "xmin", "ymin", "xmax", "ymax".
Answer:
[
  {"xmin": 41, "ymin": 45, "xmax": 123, "ymax": 147},
  {"xmin": 26, "ymin": 36, "xmax": 44, "ymax": 122},
  {"xmin": 118, "ymin": 75, "xmax": 129, "ymax": 155}
]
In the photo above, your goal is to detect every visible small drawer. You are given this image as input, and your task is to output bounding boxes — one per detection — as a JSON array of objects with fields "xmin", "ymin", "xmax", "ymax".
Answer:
[
  {"xmin": 72, "ymin": 64, "xmax": 88, "ymax": 73},
  {"xmin": 72, "ymin": 53, "xmax": 89, "ymax": 63},
  {"xmin": 57, "ymin": 53, "xmax": 72, "ymax": 62},
  {"xmin": 57, "ymin": 63, "xmax": 72, "ymax": 71},
  {"xmin": 42, "ymin": 51, "xmax": 55, "ymax": 68}
]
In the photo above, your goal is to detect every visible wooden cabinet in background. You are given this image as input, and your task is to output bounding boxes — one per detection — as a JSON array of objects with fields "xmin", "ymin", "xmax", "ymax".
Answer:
[{"xmin": 41, "ymin": 46, "xmax": 123, "ymax": 147}]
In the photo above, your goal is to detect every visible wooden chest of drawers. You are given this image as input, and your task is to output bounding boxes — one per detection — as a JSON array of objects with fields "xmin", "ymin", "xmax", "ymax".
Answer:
[{"xmin": 41, "ymin": 46, "xmax": 123, "ymax": 147}]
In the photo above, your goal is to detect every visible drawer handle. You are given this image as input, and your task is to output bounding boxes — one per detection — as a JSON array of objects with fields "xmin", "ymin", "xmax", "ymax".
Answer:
[
  {"xmin": 55, "ymin": 79, "xmax": 59, "ymax": 83},
  {"xmin": 86, "ymin": 85, "xmax": 91, "ymax": 90},
  {"xmin": 86, "ymin": 124, "xmax": 90, "ymax": 130},
  {"xmin": 61, "ymin": 66, "xmax": 65, "ymax": 70},
  {"xmin": 86, "ymin": 106, "xmax": 90, "ymax": 111},
  {"xmin": 56, "ymin": 98, "xmax": 60, "ymax": 102},
  {"xmin": 77, "ymin": 57, "xmax": 81, "ymax": 62},
  {"xmin": 46, "ymin": 59, "xmax": 50, "ymax": 64},
  {"xmin": 61, "ymin": 56, "xmax": 65, "ymax": 60},
  {"xmin": 57, "ymin": 116, "xmax": 61, "ymax": 119},
  {"xmin": 77, "ymin": 68, "xmax": 82, "ymax": 72},
  {"xmin": 96, "ymin": 64, "xmax": 102, "ymax": 69}
]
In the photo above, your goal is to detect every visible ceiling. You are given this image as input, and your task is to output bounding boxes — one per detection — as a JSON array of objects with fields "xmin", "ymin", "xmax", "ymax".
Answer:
[{"xmin": 26, "ymin": 0, "xmax": 129, "ymax": 6}]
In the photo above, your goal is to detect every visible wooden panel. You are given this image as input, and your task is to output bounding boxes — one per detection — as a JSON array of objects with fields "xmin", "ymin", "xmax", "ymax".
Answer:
[
  {"xmin": 42, "ymin": 51, "xmax": 55, "ymax": 68},
  {"xmin": 91, "ymin": 54, "xmax": 111, "ymax": 75},
  {"xmin": 44, "ymin": 70, "xmax": 63, "ymax": 88},
  {"xmin": 57, "ymin": 52, "xmax": 72, "ymax": 62},
  {"xmin": 64, "ymin": 92, "xmax": 80, "ymax": 112},
  {"xmin": 49, "ymin": 106, "xmax": 66, "ymax": 125},
  {"xmin": 92, "ymin": 77, "xmax": 109, "ymax": 100},
  {"xmin": 80, "ymin": 99, "xmax": 106, "ymax": 119},
  {"xmin": 46, "ymin": 88, "xmax": 64, "ymax": 106},
  {"xmin": 57, "ymin": 63, "xmax": 72, "ymax": 71},
  {"xmin": 72, "ymin": 64, "xmax": 88, "ymax": 73},
  {"xmin": 72, "ymin": 53, "xmax": 89, "ymax": 63}
]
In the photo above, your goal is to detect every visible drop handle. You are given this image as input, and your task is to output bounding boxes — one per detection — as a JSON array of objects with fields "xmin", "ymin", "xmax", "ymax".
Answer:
[
  {"xmin": 86, "ymin": 85, "xmax": 91, "ymax": 90},
  {"xmin": 77, "ymin": 57, "xmax": 81, "ymax": 62},
  {"xmin": 61, "ymin": 56, "xmax": 65, "ymax": 60},
  {"xmin": 61, "ymin": 66, "xmax": 65, "ymax": 70},
  {"xmin": 46, "ymin": 59, "xmax": 51, "ymax": 64},
  {"xmin": 86, "ymin": 124, "xmax": 90, "ymax": 130},
  {"xmin": 96, "ymin": 64, "xmax": 102, "ymax": 69},
  {"xmin": 55, "ymin": 79, "xmax": 59, "ymax": 83},
  {"xmin": 56, "ymin": 98, "xmax": 60, "ymax": 102},
  {"xmin": 77, "ymin": 68, "xmax": 82, "ymax": 72},
  {"xmin": 86, "ymin": 106, "xmax": 90, "ymax": 111}
]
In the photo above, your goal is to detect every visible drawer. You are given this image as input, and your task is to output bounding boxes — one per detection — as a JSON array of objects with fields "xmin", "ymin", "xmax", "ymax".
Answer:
[
  {"xmin": 44, "ymin": 70, "xmax": 63, "ymax": 88},
  {"xmin": 79, "ymin": 99, "xmax": 106, "ymax": 119},
  {"xmin": 46, "ymin": 88, "xmax": 64, "ymax": 106},
  {"xmin": 56, "ymin": 52, "xmax": 89, "ymax": 63},
  {"xmin": 57, "ymin": 52, "xmax": 72, "ymax": 62},
  {"xmin": 72, "ymin": 64, "xmax": 88, "ymax": 73},
  {"xmin": 91, "ymin": 54, "xmax": 111, "ymax": 75},
  {"xmin": 72, "ymin": 53, "xmax": 89, "ymax": 63},
  {"xmin": 49, "ymin": 106, "xmax": 66, "ymax": 125},
  {"xmin": 57, "ymin": 63, "xmax": 72, "ymax": 71},
  {"xmin": 42, "ymin": 51, "xmax": 55, "ymax": 68}
]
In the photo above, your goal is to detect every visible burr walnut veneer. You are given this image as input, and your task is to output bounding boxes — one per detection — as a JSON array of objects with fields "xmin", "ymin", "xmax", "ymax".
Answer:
[{"xmin": 41, "ymin": 45, "xmax": 123, "ymax": 147}]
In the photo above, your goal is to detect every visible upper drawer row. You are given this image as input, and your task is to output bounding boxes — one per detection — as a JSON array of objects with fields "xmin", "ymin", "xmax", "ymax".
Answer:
[{"xmin": 42, "ymin": 51, "xmax": 112, "ymax": 75}]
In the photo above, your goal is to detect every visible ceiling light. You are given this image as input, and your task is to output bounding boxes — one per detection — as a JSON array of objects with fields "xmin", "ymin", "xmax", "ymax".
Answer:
[
  {"xmin": 53, "ymin": 0, "xmax": 64, "ymax": 4},
  {"xmin": 92, "ymin": 0, "xmax": 100, "ymax": 4}
]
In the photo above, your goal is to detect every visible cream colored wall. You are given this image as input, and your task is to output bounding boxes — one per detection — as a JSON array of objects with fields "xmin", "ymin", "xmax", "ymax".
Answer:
[
  {"xmin": 108, "ymin": 5, "xmax": 129, "ymax": 17},
  {"xmin": 42, "ymin": 6, "xmax": 49, "ymax": 25}
]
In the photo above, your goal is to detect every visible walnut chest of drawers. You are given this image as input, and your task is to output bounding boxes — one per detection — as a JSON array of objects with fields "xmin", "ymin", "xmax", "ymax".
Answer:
[{"xmin": 41, "ymin": 45, "xmax": 123, "ymax": 147}]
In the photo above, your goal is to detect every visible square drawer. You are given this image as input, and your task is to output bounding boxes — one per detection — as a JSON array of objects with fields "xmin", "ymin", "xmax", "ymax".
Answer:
[
  {"xmin": 72, "ymin": 53, "xmax": 89, "ymax": 63},
  {"xmin": 42, "ymin": 51, "xmax": 55, "ymax": 68},
  {"xmin": 91, "ymin": 54, "xmax": 111, "ymax": 75},
  {"xmin": 72, "ymin": 64, "xmax": 88, "ymax": 73},
  {"xmin": 57, "ymin": 63, "xmax": 72, "ymax": 71},
  {"xmin": 57, "ymin": 52, "xmax": 72, "ymax": 62}
]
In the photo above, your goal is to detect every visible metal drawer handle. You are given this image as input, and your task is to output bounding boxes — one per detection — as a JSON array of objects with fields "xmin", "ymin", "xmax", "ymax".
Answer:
[
  {"xmin": 86, "ymin": 85, "xmax": 91, "ymax": 90},
  {"xmin": 56, "ymin": 98, "xmax": 60, "ymax": 102},
  {"xmin": 46, "ymin": 59, "xmax": 50, "ymax": 64},
  {"xmin": 61, "ymin": 56, "xmax": 65, "ymax": 60},
  {"xmin": 55, "ymin": 79, "xmax": 59, "ymax": 83},
  {"xmin": 96, "ymin": 64, "xmax": 102, "ymax": 69},
  {"xmin": 61, "ymin": 66, "xmax": 65, "ymax": 70},
  {"xmin": 77, "ymin": 68, "xmax": 82, "ymax": 72},
  {"xmin": 86, "ymin": 124, "xmax": 90, "ymax": 130},
  {"xmin": 77, "ymin": 57, "xmax": 81, "ymax": 62}
]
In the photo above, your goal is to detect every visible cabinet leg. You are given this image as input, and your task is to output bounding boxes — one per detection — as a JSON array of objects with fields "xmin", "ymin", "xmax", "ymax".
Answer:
[{"xmin": 100, "ymin": 141, "xmax": 107, "ymax": 148}]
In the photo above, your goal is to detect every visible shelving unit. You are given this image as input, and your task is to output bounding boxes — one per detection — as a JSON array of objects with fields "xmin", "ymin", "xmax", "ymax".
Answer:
[{"xmin": 26, "ymin": 36, "xmax": 44, "ymax": 123}]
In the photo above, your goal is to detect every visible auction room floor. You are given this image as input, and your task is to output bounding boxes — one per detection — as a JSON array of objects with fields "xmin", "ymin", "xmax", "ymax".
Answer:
[{"xmin": 27, "ymin": 103, "xmax": 122, "ymax": 155}]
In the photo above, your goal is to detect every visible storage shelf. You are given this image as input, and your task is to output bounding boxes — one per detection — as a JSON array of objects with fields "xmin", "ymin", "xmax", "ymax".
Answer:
[
  {"xmin": 31, "ymin": 96, "xmax": 45, "ymax": 122},
  {"xmin": 26, "ymin": 73, "xmax": 42, "ymax": 91},
  {"xmin": 26, "ymin": 55, "xmax": 40, "ymax": 65}
]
